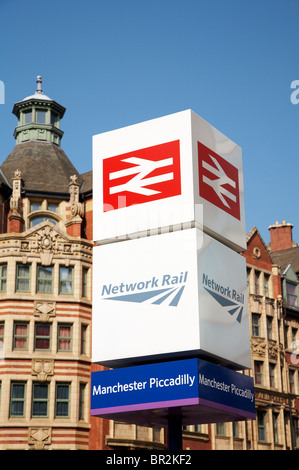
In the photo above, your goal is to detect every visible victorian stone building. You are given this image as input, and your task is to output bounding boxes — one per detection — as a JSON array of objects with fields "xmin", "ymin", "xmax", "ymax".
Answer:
[{"xmin": 0, "ymin": 77, "xmax": 93, "ymax": 449}]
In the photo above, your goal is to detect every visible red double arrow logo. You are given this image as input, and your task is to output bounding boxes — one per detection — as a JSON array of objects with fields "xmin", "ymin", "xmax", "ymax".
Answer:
[
  {"xmin": 198, "ymin": 141, "xmax": 240, "ymax": 221},
  {"xmin": 103, "ymin": 140, "xmax": 181, "ymax": 211}
]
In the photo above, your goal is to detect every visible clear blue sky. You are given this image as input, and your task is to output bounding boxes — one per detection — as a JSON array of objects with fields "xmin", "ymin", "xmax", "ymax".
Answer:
[{"xmin": 0, "ymin": 0, "xmax": 298, "ymax": 245}]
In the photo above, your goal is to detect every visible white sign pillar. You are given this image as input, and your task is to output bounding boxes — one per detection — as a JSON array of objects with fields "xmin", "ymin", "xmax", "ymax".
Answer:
[{"xmin": 92, "ymin": 109, "xmax": 250, "ymax": 370}]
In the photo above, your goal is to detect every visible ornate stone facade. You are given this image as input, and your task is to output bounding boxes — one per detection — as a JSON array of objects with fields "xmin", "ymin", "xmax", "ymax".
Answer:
[{"xmin": 0, "ymin": 78, "xmax": 93, "ymax": 450}]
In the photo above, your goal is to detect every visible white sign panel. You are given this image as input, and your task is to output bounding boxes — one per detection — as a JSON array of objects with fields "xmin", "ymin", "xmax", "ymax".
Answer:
[
  {"xmin": 93, "ymin": 110, "xmax": 246, "ymax": 252},
  {"xmin": 92, "ymin": 228, "xmax": 251, "ymax": 370}
]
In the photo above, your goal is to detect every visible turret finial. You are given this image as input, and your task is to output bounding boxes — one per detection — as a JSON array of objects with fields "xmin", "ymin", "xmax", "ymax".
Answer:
[{"xmin": 36, "ymin": 75, "xmax": 43, "ymax": 94}]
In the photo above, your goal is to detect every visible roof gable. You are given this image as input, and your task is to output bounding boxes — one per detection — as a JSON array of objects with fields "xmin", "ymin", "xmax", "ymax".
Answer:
[
  {"xmin": 244, "ymin": 226, "xmax": 273, "ymax": 270},
  {"xmin": 282, "ymin": 264, "xmax": 298, "ymax": 282}
]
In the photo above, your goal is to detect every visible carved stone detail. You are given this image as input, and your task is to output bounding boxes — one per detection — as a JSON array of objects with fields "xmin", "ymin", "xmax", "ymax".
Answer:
[
  {"xmin": 34, "ymin": 301, "xmax": 56, "ymax": 321},
  {"xmin": 9, "ymin": 169, "xmax": 23, "ymax": 221},
  {"xmin": 268, "ymin": 339, "xmax": 278, "ymax": 359},
  {"xmin": 21, "ymin": 241, "xmax": 30, "ymax": 251},
  {"xmin": 34, "ymin": 225, "xmax": 59, "ymax": 265},
  {"xmin": 28, "ymin": 427, "xmax": 51, "ymax": 450},
  {"xmin": 32, "ymin": 359, "xmax": 54, "ymax": 382},
  {"xmin": 69, "ymin": 174, "xmax": 83, "ymax": 220},
  {"xmin": 251, "ymin": 337, "xmax": 267, "ymax": 356}
]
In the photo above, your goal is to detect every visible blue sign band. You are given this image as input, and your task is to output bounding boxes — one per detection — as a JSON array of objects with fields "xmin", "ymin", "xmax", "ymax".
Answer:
[{"xmin": 91, "ymin": 358, "xmax": 255, "ymax": 421}]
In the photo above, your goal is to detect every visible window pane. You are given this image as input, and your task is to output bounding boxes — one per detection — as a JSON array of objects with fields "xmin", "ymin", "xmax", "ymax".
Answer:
[
  {"xmin": 257, "ymin": 411, "xmax": 266, "ymax": 441},
  {"xmin": 37, "ymin": 265, "xmax": 53, "ymax": 293},
  {"xmin": 35, "ymin": 324, "xmax": 51, "ymax": 350},
  {"xmin": 254, "ymin": 361, "xmax": 263, "ymax": 385},
  {"xmin": 48, "ymin": 203, "xmax": 58, "ymax": 213},
  {"xmin": 10, "ymin": 383, "xmax": 25, "ymax": 417},
  {"xmin": 32, "ymin": 383, "xmax": 48, "ymax": 417},
  {"xmin": 14, "ymin": 322, "xmax": 28, "ymax": 350},
  {"xmin": 30, "ymin": 202, "xmax": 41, "ymax": 212},
  {"xmin": 264, "ymin": 274, "xmax": 270, "ymax": 296},
  {"xmin": 0, "ymin": 264, "xmax": 7, "ymax": 292},
  {"xmin": 255, "ymin": 272, "xmax": 260, "ymax": 294},
  {"xmin": 12, "ymin": 383, "xmax": 25, "ymax": 399},
  {"xmin": 15, "ymin": 338, "xmax": 27, "ymax": 349},
  {"xmin": 16, "ymin": 264, "xmax": 30, "ymax": 292},
  {"xmin": 216, "ymin": 422, "xmax": 225, "ymax": 435},
  {"xmin": 82, "ymin": 268, "xmax": 88, "ymax": 297},
  {"xmin": 56, "ymin": 384, "xmax": 70, "ymax": 417},
  {"xmin": 36, "ymin": 110, "xmax": 46, "ymax": 124},
  {"xmin": 252, "ymin": 314, "xmax": 260, "ymax": 337},
  {"xmin": 15, "ymin": 324, "xmax": 27, "ymax": 335},
  {"xmin": 11, "ymin": 402, "xmax": 24, "ymax": 416},
  {"xmin": 60, "ymin": 267, "xmax": 72, "ymax": 281},
  {"xmin": 35, "ymin": 324, "xmax": 50, "ymax": 336},
  {"xmin": 58, "ymin": 325, "xmax": 71, "ymax": 351},
  {"xmin": 287, "ymin": 283, "xmax": 296, "ymax": 295},
  {"xmin": 38, "ymin": 267, "xmax": 52, "ymax": 280},
  {"xmin": 267, "ymin": 316, "xmax": 273, "ymax": 340},
  {"xmin": 81, "ymin": 325, "xmax": 87, "ymax": 354},
  {"xmin": 24, "ymin": 110, "xmax": 32, "ymax": 124},
  {"xmin": 30, "ymin": 216, "xmax": 57, "ymax": 227},
  {"xmin": 286, "ymin": 283, "xmax": 297, "ymax": 306},
  {"xmin": 79, "ymin": 383, "xmax": 85, "ymax": 420},
  {"xmin": 57, "ymin": 384, "xmax": 69, "ymax": 400},
  {"xmin": 35, "ymin": 338, "xmax": 49, "ymax": 349},
  {"xmin": 34, "ymin": 383, "xmax": 48, "ymax": 399},
  {"xmin": 51, "ymin": 112, "xmax": 58, "ymax": 126},
  {"xmin": 56, "ymin": 402, "xmax": 68, "ymax": 416},
  {"xmin": 59, "ymin": 267, "xmax": 73, "ymax": 294}
]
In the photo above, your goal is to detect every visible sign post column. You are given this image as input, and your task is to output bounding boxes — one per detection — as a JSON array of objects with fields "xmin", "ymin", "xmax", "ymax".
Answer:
[{"xmin": 168, "ymin": 410, "xmax": 183, "ymax": 450}]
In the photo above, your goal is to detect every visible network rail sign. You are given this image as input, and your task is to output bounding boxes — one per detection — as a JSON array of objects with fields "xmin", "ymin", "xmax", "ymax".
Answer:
[
  {"xmin": 91, "ymin": 358, "xmax": 255, "ymax": 427},
  {"xmin": 93, "ymin": 109, "xmax": 246, "ymax": 252},
  {"xmin": 92, "ymin": 228, "xmax": 251, "ymax": 370}
]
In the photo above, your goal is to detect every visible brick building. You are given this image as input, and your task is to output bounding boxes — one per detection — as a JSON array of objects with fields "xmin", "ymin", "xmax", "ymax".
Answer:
[
  {"xmin": 181, "ymin": 225, "xmax": 299, "ymax": 450},
  {"xmin": 269, "ymin": 221, "xmax": 299, "ymax": 449}
]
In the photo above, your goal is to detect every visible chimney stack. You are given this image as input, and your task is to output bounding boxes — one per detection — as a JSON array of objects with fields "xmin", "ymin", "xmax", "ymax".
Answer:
[{"xmin": 268, "ymin": 220, "xmax": 294, "ymax": 252}]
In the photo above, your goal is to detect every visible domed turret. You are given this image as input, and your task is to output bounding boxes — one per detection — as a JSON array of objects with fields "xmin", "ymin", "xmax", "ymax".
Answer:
[
  {"xmin": 1, "ymin": 76, "xmax": 81, "ymax": 194},
  {"xmin": 12, "ymin": 76, "xmax": 66, "ymax": 147}
]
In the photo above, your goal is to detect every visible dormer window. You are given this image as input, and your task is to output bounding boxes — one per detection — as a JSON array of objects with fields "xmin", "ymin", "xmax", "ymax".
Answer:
[
  {"xmin": 48, "ymin": 203, "xmax": 58, "ymax": 213},
  {"xmin": 29, "ymin": 200, "xmax": 59, "ymax": 227},
  {"xmin": 31, "ymin": 202, "xmax": 41, "ymax": 212}
]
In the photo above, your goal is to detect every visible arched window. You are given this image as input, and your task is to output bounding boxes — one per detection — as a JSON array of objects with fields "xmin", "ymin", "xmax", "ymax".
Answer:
[{"xmin": 30, "ymin": 216, "xmax": 57, "ymax": 227}]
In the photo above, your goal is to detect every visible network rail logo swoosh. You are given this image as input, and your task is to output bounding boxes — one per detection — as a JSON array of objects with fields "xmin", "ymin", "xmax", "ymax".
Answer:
[
  {"xmin": 202, "ymin": 273, "xmax": 244, "ymax": 323},
  {"xmin": 101, "ymin": 272, "xmax": 188, "ymax": 307},
  {"xmin": 103, "ymin": 140, "xmax": 181, "ymax": 211}
]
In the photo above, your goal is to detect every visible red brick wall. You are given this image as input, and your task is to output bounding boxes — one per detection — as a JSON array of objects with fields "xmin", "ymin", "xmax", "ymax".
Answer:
[{"xmin": 7, "ymin": 214, "xmax": 23, "ymax": 233}]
